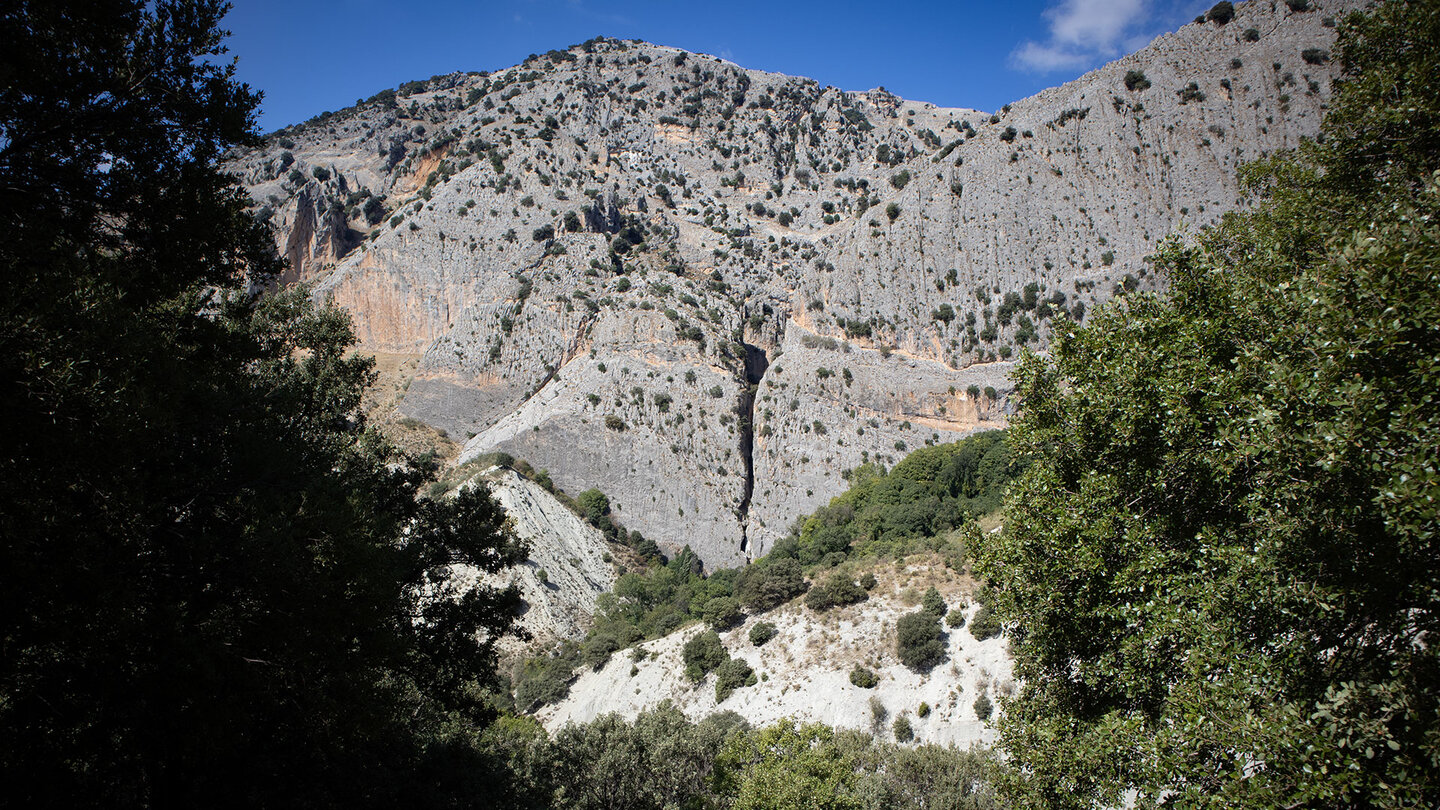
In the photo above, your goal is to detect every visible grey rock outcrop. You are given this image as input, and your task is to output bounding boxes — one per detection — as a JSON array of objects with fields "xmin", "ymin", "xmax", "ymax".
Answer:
[
  {"xmin": 232, "ymin": 0, "xmax": 1357, "ymax": 568},
  {"xmin": 449, "ymin": 468, "xmax": 615, "ymax": 649}
]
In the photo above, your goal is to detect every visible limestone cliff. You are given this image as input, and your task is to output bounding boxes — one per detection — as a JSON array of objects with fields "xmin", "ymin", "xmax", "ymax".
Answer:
[{"xmin": 232, "ymin": 0, "xmax": 1357, "ymax": 568}]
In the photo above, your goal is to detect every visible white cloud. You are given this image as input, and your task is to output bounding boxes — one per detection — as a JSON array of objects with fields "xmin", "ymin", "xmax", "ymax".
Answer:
[
  {"xmin": 1048, "ymin": 0, "xmax": 1149, "ymax": 52},
  {"xmin": 1011, "ymin": 0, "xmax": 1159, "ymax": 73},
  {"xmin": 1010, "ymin": 40, "xmax": 1089, "ymax": 72}
]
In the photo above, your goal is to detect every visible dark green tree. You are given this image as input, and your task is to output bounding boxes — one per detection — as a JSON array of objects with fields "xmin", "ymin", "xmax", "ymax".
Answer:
[
  {"xmin": 682, "ymin": 630, "xmax": 729, "ymax": 681},
  {"xmin": 735, "ymin": 556, "xmax": 808, "ymax": 610},
  {"xmin": 749, "ymin": 621, "xmax": 778, "ymax": 646},
  {"xmin": 977, "ymin": 3, "xmax": 1440, "ymax": 807},
  {"xmin": 714, "ymin": 657, "xmax": 757, "ymax": 702},
  {"xmin": 703, "ymin": 595, "xmax": 745, "ymax": 631},
  {"xmin": 0, "ymin": 2, "xmax": 526, "ymax": 806},
  {"xmin": 921, "ymin": 586, "xmax": 947, "ymax": 617},
  {"xmin": 895, "ymin": 611, "xmax": 946, "ymax": 672}
]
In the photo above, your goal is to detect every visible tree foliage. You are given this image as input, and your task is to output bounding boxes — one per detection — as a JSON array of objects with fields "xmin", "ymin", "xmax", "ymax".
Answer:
[
  {"xmin": 771, "ymin": 430, "xmax": 1019, "ymax": 566},
  {"xmin": 480, "ymin": 707, "xmax": 1001, "ymax": 810},
  {"xmin": 0, "ymin": 2, "xmax": 526, "ymax": 805},
  {"xmin": 545, "ymin": 706, "xmax": 747, "ymax": 810},
  {"xmin": 717, "ymin": 720, "xmax": 864, "ymax": 810},
  {"xmin": 977, "ymin": 3, "xmax": 1440, "ymax": 806},
  {"xmin": 683, "ymin": 630, "xmax": 729, "ymax": 682},
  {"xmin": 895, "ymin": 611, "xmax": 947, "ymax": 672},
  {"xmin": 714, "ymin": 657, "xmax": 758, "ymax": 703},
  {"xmin": 735, "ymin": 556, "xmax": 809, "ymax": 610}
]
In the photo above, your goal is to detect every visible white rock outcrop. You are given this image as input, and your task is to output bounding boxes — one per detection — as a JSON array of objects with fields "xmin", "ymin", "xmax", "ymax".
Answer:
[{"xmin": 540, "ymin": 559, "xmax": 1012, "ymax": 747}]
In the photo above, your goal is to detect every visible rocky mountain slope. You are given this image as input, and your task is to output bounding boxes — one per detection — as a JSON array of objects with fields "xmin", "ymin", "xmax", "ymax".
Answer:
[
  {"xmin": 446, "ymin": 468, "xmax": 615, "ymax": 649},
  {"xmin": 539, "ymin": 553, "xmax": 1010, "ymax": 747},
  {"xmin": 233, "ymin": 0, "xmax": 1355, "ymax": 569}
]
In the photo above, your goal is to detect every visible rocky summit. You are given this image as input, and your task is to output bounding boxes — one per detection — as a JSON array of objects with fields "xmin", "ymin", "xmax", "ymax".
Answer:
[{"xmin": 232, "ymin": 0, "xmax": 1352, "ymax": 569}]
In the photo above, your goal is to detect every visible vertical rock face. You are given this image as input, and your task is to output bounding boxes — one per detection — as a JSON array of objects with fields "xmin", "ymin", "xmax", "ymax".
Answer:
[
  {"xmin": 274, "ymin": 181, "xmax": 359, "ymax": 283},
  {"xmin": 232, "ymin": 1, "xmax": 1357, "ymax": 568}
]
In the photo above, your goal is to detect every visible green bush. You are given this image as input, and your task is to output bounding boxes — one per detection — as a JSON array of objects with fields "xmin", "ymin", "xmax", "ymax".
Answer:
[
  {"xmin": 892, "ymin": 715, "xmax": 914, "ymax": 743},
  {"xmin": 1206, "ymin": 1, "xmax": 1234, "ymax": 24},
  {"xmin": 682, "ymin": 630, "xmax": 728, "ymax": 682},
  {"xmin": 896, "ymin": 611, "xmax": 946, "ymax": 672},
  {"xmin": 804, "ymin": 584, "xmax": 836, "ymax": 611},
  {"xmin": 968, "ymin": 604, "xmax": 1002, "ymax": 640},
  {"xmin": 973, "ymin": 690, "xmax": 993, "ymax": 721},
  {"xmin": 917, "ymin": 702, "xmax": 931, "ymax": 718},
  {"xmin": 580, "ymin": 625, "xmax": 634, "ymax": 670},
  {"xmin": 714, "ymin": 657, "xmax": 756, "ymax": 702},
  {"xmin": 512, "ymin": 643, "xmax": 581, "ymax": 712},
  {"xmin": 825, "ymin": 573, "xmax": 868, "ymax": 606},
  {"xmin": 362, "ymin": 196, "xmax": 386, "ymax": 225},
  {"xmin": 748, "ymin": 621, "xmax": 778, "ymax": 646},
  {"xmin": 1124, "ymin": 69, "xmax": 1152, "ymax": 92},
  {"xmin": 945, "ymin": 607, "xmax": 967, "ymax": 628},
  {"xmin": 703, "ymin": 596, "xmax": 744, "ymax": 631},
  {"xmin": 735, "ymin": 558, "xmax": 808, "ymax": 610},
  {"xmin": 885, "ymin": 202, "xmax": 901, "ymax": 222},
  {"xmin": 576, "ymin": 488, "xmax": 610, "ymax": 524},
  {"xmin": 921, "ymin": 586, "xmax": 946, "ymax": 617},
  {"xmin": 849, "ymin": 665, "xmax": 879, "ymax": 688},
  {"xmin": 805, "ymin": 572, "xmax": 867, "ymax": 612}
]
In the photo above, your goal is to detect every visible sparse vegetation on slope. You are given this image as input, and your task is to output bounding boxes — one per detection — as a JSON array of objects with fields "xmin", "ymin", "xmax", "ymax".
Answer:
[{"xmin": 509, "ymin": 430, "xmax": 1018, "ymax": 711}]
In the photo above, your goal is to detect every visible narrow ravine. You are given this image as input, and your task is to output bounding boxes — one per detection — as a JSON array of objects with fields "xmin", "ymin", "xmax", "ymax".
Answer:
[{"xmin": 735, "ymin": 341, "xmax": 769, "ymax": 557}]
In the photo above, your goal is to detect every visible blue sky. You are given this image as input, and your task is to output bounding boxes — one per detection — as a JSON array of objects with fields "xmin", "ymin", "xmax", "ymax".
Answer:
[{"xmin": 226, "ymin": 0, "xmax": 1213, "ymax": 131}]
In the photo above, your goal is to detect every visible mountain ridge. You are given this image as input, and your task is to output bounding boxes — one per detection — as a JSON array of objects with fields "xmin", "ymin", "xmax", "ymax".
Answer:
[{"xmin": 232, "ymin": 0, "xmax": 1357, "ymax": 568}]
